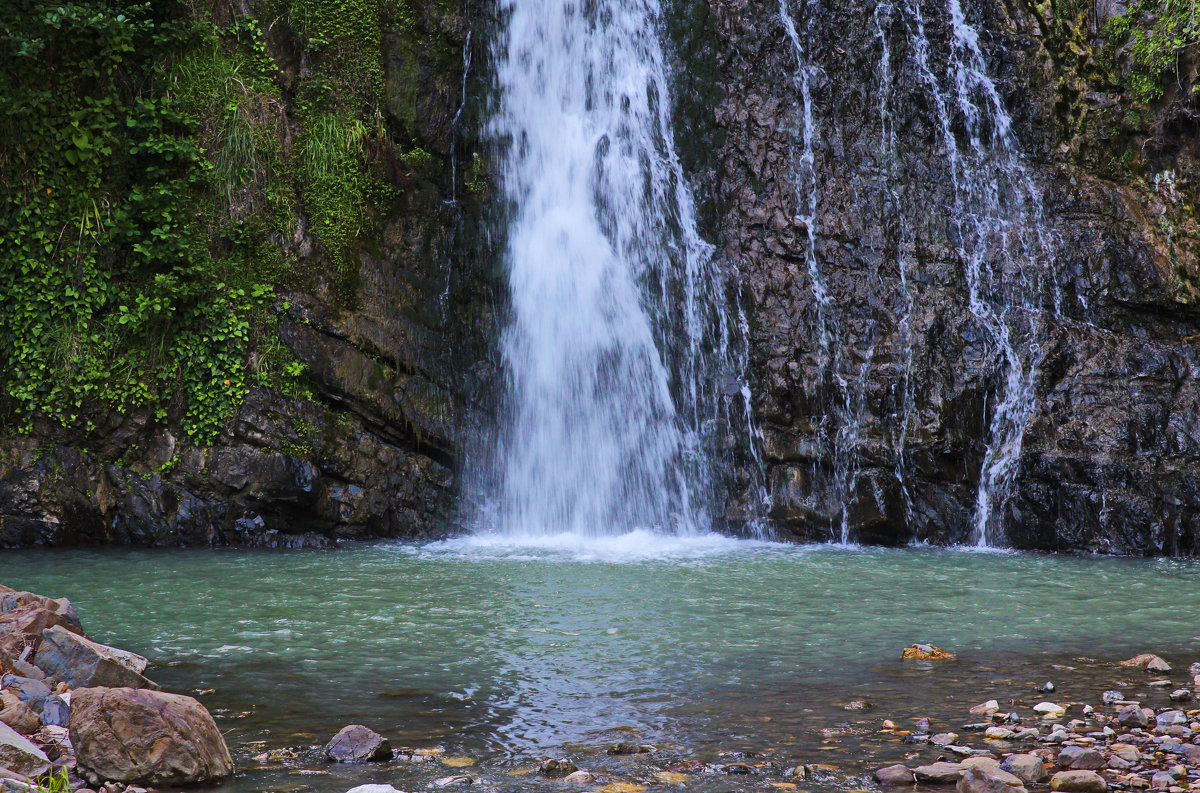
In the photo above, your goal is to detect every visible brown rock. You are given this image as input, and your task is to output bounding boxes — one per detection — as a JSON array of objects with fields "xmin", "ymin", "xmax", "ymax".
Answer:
[
  {"xmin": 876, "ymin": 764, "xmax": 916, "ymax": 785},
  {"xmin": 1119, "ymin": 654, "xmax": 1171, "ymax": 672},
  {"xmin": 958, "ymin": 766, "xmax": 1027, "ymax": 793},
  {"xmin": 902, "ymin": 644, "xmax": 955, "ymax": 660},
  {"xmin": 323, "ymin": 724, "xmax": 392, "ymax": 763},
  {"xmin": 1050, "ymin": 771, "xmax": 1108, "ymax": 793},
  {"xmin": 70, "ymin": 686, "xmax": 233, "ymax": 785},
  {"xmin": 915, "ymin": 762, "xmax": 965, "ymax": 784},
  {"xmin": 0, "ymin": 690, "xmax": 38, "ymax": 735},
  {"xmin": 0, "ymin": 603, "xmax": 80, "ymax": 660}
]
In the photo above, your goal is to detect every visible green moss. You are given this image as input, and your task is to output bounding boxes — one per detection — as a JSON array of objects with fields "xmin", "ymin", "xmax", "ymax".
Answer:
[{"xmin": 1104, "ymin": 0, "xmax": 1200, "ymax": 104}]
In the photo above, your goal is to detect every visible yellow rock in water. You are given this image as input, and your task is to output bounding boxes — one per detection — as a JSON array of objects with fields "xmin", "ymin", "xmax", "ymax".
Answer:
[
  {"xmin": 901, "ymin": 644, "xmax": 955, "ymax": 660},
  {"xmin": 654, "ymin": 772, "xmax": 690, "ymax": 784},
  {"xmin": 771, "ymin": 784, "xmax": 799, "ymax": 790},
  {"xmin": 441, "ymin": 757, "xmax": 476, "ymax": 767},
  {"xmin": 592, "ymin": 784, "xmax": 648, "ymax": 793}
]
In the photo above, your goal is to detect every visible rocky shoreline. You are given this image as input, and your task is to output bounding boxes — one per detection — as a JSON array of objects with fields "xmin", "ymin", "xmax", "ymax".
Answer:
[{"xmin": 0, "ymin": 585, "xmax": 231, "ymax": 792}]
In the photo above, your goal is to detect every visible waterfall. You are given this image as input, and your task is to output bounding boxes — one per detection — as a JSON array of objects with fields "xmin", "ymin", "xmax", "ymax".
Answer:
[
  {"xmin": 887, "ymin": 0, "xmax": 1058, "ymax": 547},
  {"xmin": 483, "ymin": 0, "xmax": 741, "ymax": 537}
]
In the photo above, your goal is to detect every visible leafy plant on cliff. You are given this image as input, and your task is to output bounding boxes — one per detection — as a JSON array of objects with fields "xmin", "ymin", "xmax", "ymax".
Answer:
[{"xmin": 1105, "ymin": 0, "xmax": 1200, "ymax": 103}]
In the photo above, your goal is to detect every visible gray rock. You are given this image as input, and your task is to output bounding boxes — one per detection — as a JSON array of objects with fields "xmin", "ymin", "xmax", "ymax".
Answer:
[
  {"xmin": 914, "ymin": 762, "xmax": 964, "ymax": 784},
  {"xmin": 1057, "ymin": 746, "xmax": 1106, "ymax": 771},
  {"xmin": 0, "ymin": 721, "xmax": 50, "ymax": 778},
  {"xmin": 562, "ymin": 771, "xmax": 595, "ymax": 784},
  {"xmin": 1168, "ymin": 689, "xmax": 1191, "ymax": 702},
  {"xmin": 1001, "ymin": 754, "xmax": 1050, "ymax": 783},
  {"xmin": 0, "ymin": 677, "xmax": 50, "ymax": 712},
  {"xmin": 324, "ymin": 725, "xmax": 391, "ymax": 763},
  {"xmin": 1151, "ymin": 772, "xmax": 1174, "ymax": 790},
  {"xmin": 432, "ymin": 776, "xmax": 475, "ymax": 787},
  {"xmin": 39, "ymin": 695, "xmax": 68, "ymax": 728},
  {"xmin": 33, "ymin": 626, "xmax": 154, "ymax": 689},
  {"xmin": 932, "ymin": 732, "xmax": 960, "ymax": 746},
  {"xmin": 1050, "ymin": 771, "xmax": 1107, "ymax": 793},
  {"xmin": 1116, "ymin": 704, "xmax": 1148, "ymax": 728},
  {"xmin": 1109, "ymin": 744, "xmax": 1140, "ymax": 763},
  {"xmin": 606, "ymin": 741, "xmax": 652, "ymax": 754},
  {"xmin": 876, "ymin": 764, "xmax": 915, "ymax": 785},
  {"xmin": 343, "ymin": 786, "xmax": 405, "ymax": 793},
  {"xmin": 1106, "ymin": 756, "xmax": 1131, "ymax": 770},
  {"xmin": 1155, "ymin": 710, "xmax": 1187, "ymax": 728}
]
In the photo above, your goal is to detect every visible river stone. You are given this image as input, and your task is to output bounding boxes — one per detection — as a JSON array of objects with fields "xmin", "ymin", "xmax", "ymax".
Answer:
[
  {"xmin": 1116, "ymin": 704, "xmax": 1148, "ymax": 727},
  {"xmin": 1120, "ymin": 654, "xmax": 1171, "ymax": 672},
  {"xmin": 71, "ymin": 686, "xmax": 233, "ymax": 785},
  {"xmin": 1155, "ymin": 710, "xmax": 1187, "ymax": 727},
  {"xmin": 876, "ymin": 764, "xmax": 915, "ymax": 785},
  {"xmin": 1050, "ymin": 771, "xmax": 1108, "ymax": 793},
  {"xmin": 0, "ymin": 691, "xmax": 38, "ymax": 735},
  {"xmin": 1109, "ymin": 744, "xmax": 1140, "ymax": 763},
  {"xmin": 1151, "ymin": 772, "xmax": 1174, "ymax": 789},
  {"xmin": 39, "ymin": 694, "xmax": 68, "ymax": 728},
  {"xmin": 932, "ymin": 732, "xmax": 960, "ymax": 745},
  {"xmin": 915, "ymin": 762, "xmax": 964, "ymax": 784},
  {"xmin": 1168, "ymin": 689, "xmax": 1191, "ymax": 702},
  {"xmin": 324, "ymin": 725, "xmax": 391, "ymax": 763},
  {"xmin": 902, "ymin": 644, "xmax": 955, "ymax": 660},
  {"xmin": 0, "ymin": 603, "xmax": 77, "ymax": 660},
  {"xmin": 971, "ymin": 700, "xmax": 1001, "ymax": 715},
  {"xmin": 344, "ymin": 787, "xmax": 405, "ymax": 793},
  {"xmin": 562, "ymin": 770, "xmax": 595, "ymax": 783},
  {"xmin": 1058, "ymin": 746, "xmax": 1106, "ymax": 770},
  {"xmin": 34, "ymin": 627, "xmax": 154, "ymax": 689},
  {"xmin": 0, "ymin": 721, "xmax": 50, "ymax": 778},
  {"xmin": 1002, "ymin": 754, "xmax": 1050, "ymax": 783},
  {"xmin": 538, "ymin": 758, "xmax": 577, "ymax": 777},
  {"xmin": 957, "ymin": 766, "xmax": 1027, "ymax": 793}
]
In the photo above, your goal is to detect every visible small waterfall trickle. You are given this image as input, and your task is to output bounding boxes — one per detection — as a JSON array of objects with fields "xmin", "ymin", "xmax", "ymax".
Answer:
[
  {"xmin": 884, "ymin": 0, "xmax": 1059, "ymax": 547},
  {"xmin": 481, "ymin": 0, "xmax": 751, "ymax": 538}
]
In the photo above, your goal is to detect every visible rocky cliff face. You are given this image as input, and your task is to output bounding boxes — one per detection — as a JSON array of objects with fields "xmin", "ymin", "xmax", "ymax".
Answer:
[
  {"xmin": 674, "ymin": 0, "xmax": 1200, "ymax": 553},
  {"xmin": 3, "ymin": 0, "xmax": 1196, "ymax": 554},
  {"xmin": 0, "ymin": 0, "xmax": 499, "ymax": 548}
]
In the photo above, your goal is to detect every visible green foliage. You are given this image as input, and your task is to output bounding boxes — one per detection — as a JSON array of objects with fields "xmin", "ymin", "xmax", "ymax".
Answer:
[
  {"xmin": 0, "ymin": 1, "xmax": 270, "ymax": 442},
  {"xmin": 1105, "ymin": 0, "xmax": 1200, "ymax": 103},
  {"xmin": 32, "ymin": 768, "xmax": 71, "ymax": 793}
]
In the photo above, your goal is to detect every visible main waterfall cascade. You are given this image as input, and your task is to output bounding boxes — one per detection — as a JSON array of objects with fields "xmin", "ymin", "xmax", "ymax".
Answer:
[
  {"xmin": 480, "ymin": 0, "xmax": 753, "ymax": 538},
  {"xmin": 777, "ymin": 0, "xmax": 1062, "ymax": 547}
]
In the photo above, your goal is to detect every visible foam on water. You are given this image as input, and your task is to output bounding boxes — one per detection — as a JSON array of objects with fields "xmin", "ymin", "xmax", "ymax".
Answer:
[{"xmin": 409, "ymin": 530, "xmax": 778, "ymax": 564}]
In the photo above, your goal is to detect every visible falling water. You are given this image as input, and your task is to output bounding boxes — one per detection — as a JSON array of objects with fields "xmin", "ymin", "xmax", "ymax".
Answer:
[
  {"xmin": 885, "ymin": 0, "xmax": 1058, "ymax": 547},
  {"xmin": 484, "ymin": 0, "xmax": 743, "ymax": 537}
]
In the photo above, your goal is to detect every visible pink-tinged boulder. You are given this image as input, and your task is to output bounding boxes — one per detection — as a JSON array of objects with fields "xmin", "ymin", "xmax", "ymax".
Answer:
[
  {"xmin": 1050, "ymin": 771, "xmax": 1107, "ymax": 793},
  {"xmin": 324, "ymin": 724, "xmax": 392, "ymax": 763},
  {"xmin": 33, "ymin": 626, "xmax": 154, "ymax": 689},
  {"xmin": 70, "ymin": 687, "xmax": 232, "ymax": 786}
]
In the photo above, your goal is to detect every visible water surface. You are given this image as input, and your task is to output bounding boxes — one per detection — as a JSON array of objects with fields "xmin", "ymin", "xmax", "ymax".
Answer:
[{"xmin": 3, "ymin": 538, "xmax": 1198, "ymax": 792}]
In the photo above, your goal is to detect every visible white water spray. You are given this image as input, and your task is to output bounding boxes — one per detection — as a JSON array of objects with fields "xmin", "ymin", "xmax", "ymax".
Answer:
[{"xmin": 485, "ymin": 0, "xmax": 747, "ymax": 538}]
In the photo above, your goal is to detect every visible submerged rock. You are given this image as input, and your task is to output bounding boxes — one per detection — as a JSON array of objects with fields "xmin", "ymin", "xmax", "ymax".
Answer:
[
  {"xmin": 71, "ymin": 686, "xmax": 232, "ymax": 785},
  {"xmin": 538, "ymin": 758, "xmax": 578, "ymax": 777},
  {"xmin": 607, "ymin": 741, "xmax": 653, "ymax": 755},
  {"xmin": 324, "ymin": 725, "xmax": 391, "ymax": 763},
  {"xmin": 902, "ymin": 644, "xmax": 955, "ymax": 660}
]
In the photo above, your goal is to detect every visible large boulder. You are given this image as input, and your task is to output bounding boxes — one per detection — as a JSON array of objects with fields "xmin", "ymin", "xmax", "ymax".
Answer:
[
  {"xmin": 33, "ymin": 626, "xmax": 154, "ymax": 689},
  {"xmin": 1050, "ymin": 771, "xmax": 1108, "ymax": 793},
  {"xmin": 324, "ymin": 724, "xmax": 392, "ymax": 763},
  {"xmin": 0, "ymin": 721, "xmax": 50, "ymax": 778},
  {"xmin": 70, "ymin": 687, "xmax": 232, "ymax": 786}
]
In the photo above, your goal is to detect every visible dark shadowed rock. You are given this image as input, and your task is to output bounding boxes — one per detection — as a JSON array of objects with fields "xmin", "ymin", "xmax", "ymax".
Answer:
[
  {"xmin": 324, "ymin": 724, "xmax": 392, "ymax": 763},
  {"xmin": 70, "ymin": 686, "xmax": 232, "ymax": 786}
]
